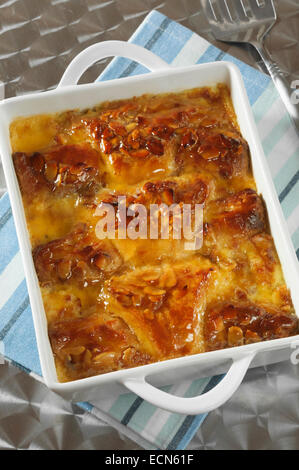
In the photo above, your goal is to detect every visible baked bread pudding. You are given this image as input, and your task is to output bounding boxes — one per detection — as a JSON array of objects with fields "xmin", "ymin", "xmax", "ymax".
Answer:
[{"xmin": 10, "ymin": 84, "xmax": 298, "ymax": 382}]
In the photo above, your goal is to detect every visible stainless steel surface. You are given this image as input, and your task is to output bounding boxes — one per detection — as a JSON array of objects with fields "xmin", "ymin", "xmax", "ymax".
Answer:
[
  {"xmin": 0, "ymin": 361, "xmax": 140, "ymax": 450},
  {"xmin": 203, "ymin": 0, "xmax": 299, "ymax": 134},
  {"xmin": 0, "ymin": 0, "xmax": 299, "ymax": 450}
]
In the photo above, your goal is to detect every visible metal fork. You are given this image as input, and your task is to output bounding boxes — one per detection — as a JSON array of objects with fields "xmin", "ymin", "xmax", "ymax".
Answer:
[{"xmin": 202, "ymin": 0, "xmax": 299, "ymax": 134}]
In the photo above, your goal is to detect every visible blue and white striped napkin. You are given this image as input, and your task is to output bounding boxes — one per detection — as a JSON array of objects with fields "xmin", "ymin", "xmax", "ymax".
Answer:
[{"xmin": 0, "ymin": 10, "xmax": 298, "ymax": 450}]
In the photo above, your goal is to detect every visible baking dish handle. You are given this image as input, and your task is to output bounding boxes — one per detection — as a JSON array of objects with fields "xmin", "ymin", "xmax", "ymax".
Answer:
[
  {"xmin": 122, "ymin": 352, "xmax": 255, "ymax": 415},
  {"xmin": 58, "ymin": 40, "xmax": 170, "ymax": 88}
]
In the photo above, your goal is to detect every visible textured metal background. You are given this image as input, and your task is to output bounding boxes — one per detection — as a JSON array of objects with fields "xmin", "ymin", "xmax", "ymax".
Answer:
[{"xmin": 0, "ymin": 0, "xmax": 299, "ymax": 450}]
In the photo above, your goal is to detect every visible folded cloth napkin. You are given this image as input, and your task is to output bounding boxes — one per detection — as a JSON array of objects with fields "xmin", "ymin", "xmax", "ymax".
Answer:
[{"xmin": 0, "ymin": 10, "xmax": 298, "ymax": 450}]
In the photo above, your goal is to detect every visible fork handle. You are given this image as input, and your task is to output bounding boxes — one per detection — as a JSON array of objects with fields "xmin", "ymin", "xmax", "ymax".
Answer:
[{"xmin": 255, "ymin": 44, "xmax": 299, "ymax": 136}]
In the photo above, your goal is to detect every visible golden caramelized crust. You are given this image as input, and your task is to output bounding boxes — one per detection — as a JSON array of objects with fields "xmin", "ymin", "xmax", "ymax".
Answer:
[
  {"xmin": 101, "ymin": 260, "xmax": 215, "ymax": 360},
  {"xmin": 13, "ymin": 144, "xmax": 104, "ymax": 200},
  {"xmin": 206, "ymin": 188, "xmax": 266, "ymax": 236},
  {"xmin": 46, "ymin": 259, "xmax": 215, "ymax": 381},
  {"xmin": 49, "ymin": 313, "xmax": 152, "ymax": 380},
  {"xmin": 140, "ymin": 176, "xmax": 209, "ymax": 206},
  {"xmin": 176, "ymin": 127, "xmax": 249, "ymax": 180},
  {"xmin": 33, "ymin": 223, "xmax": 123, "ymax": 287},
  {"xmin": 10, "ymin": 84, "xmax": 297, "ymax": 382},
  {"xmin": 204, "ymin": 302, "xmax": 298, "ymax": 351}
]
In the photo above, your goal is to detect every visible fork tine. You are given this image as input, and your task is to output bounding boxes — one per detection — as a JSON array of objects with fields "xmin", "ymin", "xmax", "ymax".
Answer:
[
  {"xmin": 218, "ymin": 0, "xmax": 233, "ymax": 22},
  {"xmin": 230, "ymin": 0, "xmax": 249, "ymax": 21},
  {"xmin": 202, "ymin": 0, "xmax": 218, "ymax": 23},
  {"xmin": 262, "ymin": 0, "xmax": 276, "ymax": 9}
]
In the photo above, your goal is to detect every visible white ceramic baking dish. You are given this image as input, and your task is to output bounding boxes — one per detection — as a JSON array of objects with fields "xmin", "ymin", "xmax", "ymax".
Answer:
[{"xmin": 1, "ymin": 41, "xmax": 299, "ymax": 415}]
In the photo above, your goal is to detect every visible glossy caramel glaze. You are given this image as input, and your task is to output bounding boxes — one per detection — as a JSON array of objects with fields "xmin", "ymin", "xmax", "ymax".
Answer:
[{"xmin": 10, "ymin": 84, "xmax": 297, "ymax": 382}]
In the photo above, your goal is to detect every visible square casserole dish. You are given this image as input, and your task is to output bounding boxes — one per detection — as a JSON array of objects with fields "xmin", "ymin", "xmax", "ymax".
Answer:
[{"xmin": 0, "ymin": 41, "xmax": 299, "ymax": 415}]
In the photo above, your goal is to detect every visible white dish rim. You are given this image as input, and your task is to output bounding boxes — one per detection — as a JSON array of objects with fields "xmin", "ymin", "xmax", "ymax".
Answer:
[{"xmin": 0, "ymin": 41, "xmax": 298, "ymax": 414}]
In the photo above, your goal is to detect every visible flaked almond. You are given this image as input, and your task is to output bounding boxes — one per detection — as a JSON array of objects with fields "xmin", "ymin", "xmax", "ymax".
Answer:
[
  {"xmin": 175, "ymin": 126, "xmax": 189, "ymax": 135},
  {"xmin": 83, "ymin": 349, "xmax": 92, "ymax": 367},
  {"xmin": 130, "ymin": 148, "xmax": 150, "ymax": 158},
  {"xmin": 109, "ymin": 123, "xmax": 126, "ymax": 136},
  {"xmin": 110, "ymin": 285, "xmax": 131, "ymax": 296},
  {"xmin": 198, "ymin": 147, "xmax": 221, "ymax": 160},
  {"xmin": 218, "ymin": 258, "xmax": 237, "ymax": 272},
  {"xmin": 129, "ymin": 278, "xmax": 148, "ymax": 288},
  {"xmin": 130, "ymin": 128, "xmax": 140, "ymax": 141},
  {"xmin": 159, "ymin": 269, "xmax": 177, "ymax": 288},
  {"xmin": 121, "ymin": 347, "xmax": 136, "ymax": 363},
  {"xmin": 93, "ymin": 253, "xmax": 110, "ymax": 271},
  {"xmin": 211, "ymin": 317, "xmax": 225, "ymax": 333},
  {"xmin": 148, "ymin": 295, "xmax": 164, "ymax": 303},
  {"xmin": 144, "ymin": 286, "xmax": 166, "ymax": 296},
  {"xmin": 142, "ymin": 271, "xmax": 161, "ymax": 282},
  {"xmin": 92, "ymin": 351, "xmax": 116, "ymax": 365},
  {"xmin": 228, "ymin": 326, "xmax": 244, "ymax": 347},
  {"xmin": 126, "ymin": 122, "xmax": 137, "ymax": 132},
  {"xmin": 245, "ymin": 330, "xmax": 262, "ymax": 344},
  {"xmin": 64, "ymin": 346, "xmax": 86, "ymax": 356}
]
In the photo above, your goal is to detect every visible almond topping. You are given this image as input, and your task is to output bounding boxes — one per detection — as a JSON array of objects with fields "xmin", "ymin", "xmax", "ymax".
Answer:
[
  {"xmin": 92, "ymin": 351, "xmax": 116, "ymax": 365},
  {"xmin": 245, "ymin": 330, "xmax": 261, "ymax": 344},
  {"xmin": 144, "ymin": 286, "xmax": 166, "ymax": 296},
  {"xmin": 64, "ymin": 346, "xmax": 86, "ymax": 356},
  {"xmin": 142, "ymin": 271, "xmax": 161, "ymax": 282},
  {"xmin": 159, "ymin": 269, "xmax": 177, "ymax": 288},
  {"xmin": 228, "ymin": 326, "xmax": 244, "ymax": 347}
]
